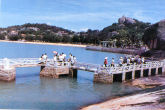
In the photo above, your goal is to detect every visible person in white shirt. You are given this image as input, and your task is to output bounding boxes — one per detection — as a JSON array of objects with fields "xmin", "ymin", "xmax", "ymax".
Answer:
[
  {"xmin": 142, "ymin": 57, "xmax": 145, "ymax": 64},
  {"xmin": 53, "ymin": 55, "xmax": 57, "ymax": 66},
  {"xmin": 42, "ymin": 53, "xmax": 48, "ymax": 63},
  {"xmin": 119, "ymin": 57, "xmax": 123, "ymax": 66},
  {"xmin": 59, "ymin": 54, "xmax": 63, "ymax": 62},
  {"xmin": 127, "ymin": 57, "xmax": 131, "ymax": 66},
  {"xmin": 111, "ymin": 58, "xmax": 115, "ymax": 67}
]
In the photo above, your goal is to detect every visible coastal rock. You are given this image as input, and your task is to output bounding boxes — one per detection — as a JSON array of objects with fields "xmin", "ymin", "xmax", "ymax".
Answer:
[
  {"xmin": 118, "ymin": 16, "xmax": 136, "ymax": 24},
  {"xmin": 82, "ymin": 88, "xmax": 165, "ymax": 110},
  {"xmin": 143, "ymin": 19, "xmax": 165, "ymax": 50}
]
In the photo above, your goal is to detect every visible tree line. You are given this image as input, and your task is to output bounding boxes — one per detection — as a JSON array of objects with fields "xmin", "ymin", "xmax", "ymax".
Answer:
[{"xmin": 0, "ymin": 20, "xmax": 151, "ymax": 47}]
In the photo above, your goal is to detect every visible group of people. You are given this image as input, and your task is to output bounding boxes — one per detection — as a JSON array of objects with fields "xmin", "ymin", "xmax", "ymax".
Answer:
[
  {"xmin": 53, "ymin": 53, "xmax": 77, "ymax": 65},
  {"xmin": 104, "ymin": 55, "xmax": 146, "ymax": 67},
  {"xmin": 40, "ymin": 52, "xmax": 77, "ymax": 65},
  {"xmin": 40, "ymin": 52, "xmax": 77, "ymax": 66}
]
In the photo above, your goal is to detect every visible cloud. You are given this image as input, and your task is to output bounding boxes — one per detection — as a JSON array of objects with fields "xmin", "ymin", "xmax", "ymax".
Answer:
[
  {"xmin": 46, "ymin": 22, "xmax": 51, "ymax": 25},
  {"xmin": 80, "ymin": 28, "xmax": 89, "ymax": 32},
  {"xmin": 31, "ymin": 12, "xmax": 121, "ymax": 23},
  {"xmin": 132, "ymin": 10, "xmax": 154, "ymax": 22}
]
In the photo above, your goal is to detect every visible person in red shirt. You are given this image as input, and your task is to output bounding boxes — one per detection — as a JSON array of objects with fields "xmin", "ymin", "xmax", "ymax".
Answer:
[{"xmin": 104, "ymin": 57, "xmax": 108, "ymax": 67}]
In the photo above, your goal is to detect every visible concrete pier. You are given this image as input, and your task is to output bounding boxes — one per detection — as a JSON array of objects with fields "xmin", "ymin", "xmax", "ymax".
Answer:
[
  {"xmin": 40, "ymin": 66, "xmax": 78, "ymax": 78},
  {"xmin": 94, "ymin": 62, "xmax": 165, "ymax": 84},
  {"xmin": 0, "ymin": 68, "xmax": 16, "ymax": 81},
  {"xmin": 93, "ymin": 72, "xmax": 113, "ymax": 83},
  {"xmin": 69, "ymin": 69, "xmax": 78, "ymax": 78},
  {"xmin": 122, "ymin": 72, "xmax": 126, "ymax": 82},
  {"xmin": 40, "ymin": 66, "xmax": 70, "ymax": 78}
]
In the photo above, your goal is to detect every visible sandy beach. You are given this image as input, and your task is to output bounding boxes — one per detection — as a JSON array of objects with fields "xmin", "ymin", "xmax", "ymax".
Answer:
[{"xmin": 0, "ymin": 40, "xmax": 87, "ymax": 48}]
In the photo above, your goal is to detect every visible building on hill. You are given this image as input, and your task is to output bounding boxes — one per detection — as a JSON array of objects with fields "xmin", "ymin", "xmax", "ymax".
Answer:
[
  {"xmin": 8, "ymin": 30, "xmax": 18, "ymax": 36},
  {"xmin": 0, "ymin": 30, "xmax": 7, "ymax": 34}
]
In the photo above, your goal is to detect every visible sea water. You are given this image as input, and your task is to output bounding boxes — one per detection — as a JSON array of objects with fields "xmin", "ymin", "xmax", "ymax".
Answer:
[{"xmin": 0, "ymin": 42, "xmax": 140, "ymax": 110}]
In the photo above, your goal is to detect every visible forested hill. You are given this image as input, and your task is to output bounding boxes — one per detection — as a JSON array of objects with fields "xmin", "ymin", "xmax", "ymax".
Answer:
[
  {"xmin": 0, "ymin": 16, "xmax": 151, "ymax": 47},
  {"xmin": 98, "ymin": 16, "xmax": 150, "ymax": 47}
]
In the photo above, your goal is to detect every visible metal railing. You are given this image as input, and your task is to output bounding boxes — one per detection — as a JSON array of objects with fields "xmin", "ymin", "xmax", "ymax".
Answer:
[{"xmin": 0, "ymin": 58, "xmax": 164, "ymax": 74}]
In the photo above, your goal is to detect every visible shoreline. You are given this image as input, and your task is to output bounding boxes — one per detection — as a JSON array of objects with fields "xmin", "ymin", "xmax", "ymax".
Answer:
[
  {"xmin": 82, "ymin": 87, "xmax": 165, "ymax": 110},
  {"xmin": 86, "ymin": 45, "xmax": 146, "ymax": 55},
  {"xmin": 81, "ymin": 75, "xmax": 165, "ymax": 110},
  {"xmin": 0, "ymin": 40, "xmax": 87, "ymax": 48}
]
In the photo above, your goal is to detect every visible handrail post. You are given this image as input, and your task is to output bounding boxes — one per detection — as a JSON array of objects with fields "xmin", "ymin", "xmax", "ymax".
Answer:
[
  {"xmin": 140, "ymin": 64, "xmax": 144, "ymax": 77},
  {"xmin": 122, "ymin": 66, "xmax": 126, "ymax": 82},
  {"xmin": 156, "ymin": 64, "xmax": 159, "ymax": 75},
  {"xmin": 132, "ymin": 64, "xmax": 135, "ymax": 80}
]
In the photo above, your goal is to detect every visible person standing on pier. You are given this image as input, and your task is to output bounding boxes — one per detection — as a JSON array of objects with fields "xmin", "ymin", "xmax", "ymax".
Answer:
[
  {"xmin": 53, "ymin": 55, "xmax": 57, "ymax": 67},
  {"xmin": 111, "ymin": 58, "xmax": 115, "ymax": 67},
  {"xmin": 119, "ymin": 57, "xmax": 123, "ymax": 66},
  {"xmin": 39, "ymin": 54, "xmax": 44, "ymax": 63},
  {"xmin": 137, "ymin": 57, "xmax": 141, "ymax": 64},
  {"xmin": 73, "ymin": 56, "xmax": 77, "ymax": 63},
  {"xmin": 104, "ymin": 57, "xmax": 108, "ymax": 67},
  {"xmin": 127, "ymin": 57, "xmax": 131, "ymax": 66},
  {"xmin": 142, "ymin": 57, "xmax": 145, "ymax": 64},
  {"xmin": 43, "ymin": 53, "xmax": 48, "ymax": 63},
  {"xmin": 69, "ymin": 53, "xmax": 73, "ymax": 61},
  {"xmin": 123, "ymin": 57, "xmax": 127, "ymax": 64},
  {"xmin": 71, "ymin": 56, "xmax": 76, "ymax": 66}
]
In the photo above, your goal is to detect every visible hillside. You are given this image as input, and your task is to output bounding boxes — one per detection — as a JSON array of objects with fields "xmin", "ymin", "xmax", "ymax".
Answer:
[
  {"xmin": 0, "ymin": 23, "xmax": 74, "ymax": 42},
  {"xmin": 98, "ymin": 16, "xmax": 150, "ymax": 47},
  {"xmin": 0, "ymin": 17, "xmax": 151, "ymax": 46}
]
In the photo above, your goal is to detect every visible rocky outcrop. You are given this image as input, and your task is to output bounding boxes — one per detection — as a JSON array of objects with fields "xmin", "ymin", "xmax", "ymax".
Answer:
[
  {"xmin": 118, "ymin": 16, "xmax": 136, "ymax": 24},
  {"xmin": 82, "ymin": 88, "xmax": 165, "ymax": 110},
  {"xmin": 141, "ymin": 50, "xmax": 165, "ymax": 59},
  {"xmin": 143, "ymin": 20, "xmax": 165, "ymax": 50}
]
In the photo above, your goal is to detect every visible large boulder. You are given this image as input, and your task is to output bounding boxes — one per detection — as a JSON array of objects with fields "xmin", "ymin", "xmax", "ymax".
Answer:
[
  {"xmin": 143, "ymin": 20, "xmax": 165, "ymax": 50},
  {"xmin": 118, "ymin": 16, "xmax": 136, "ymax": 24}
]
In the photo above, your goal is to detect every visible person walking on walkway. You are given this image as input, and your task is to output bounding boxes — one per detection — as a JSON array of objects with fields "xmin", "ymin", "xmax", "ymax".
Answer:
[
  {"xmin": 123, "ymin": 57, "xmax": 127, "ymax": 64},
  {"xmin": 119, "ymin": 57, "xmax": 123, "ymax": 66},
  {"xmin": 142, "ymin": 57, "xmax": 145, "ymax": 64},
  {"xmin": 53, "ymin": 55, "xmax": 57, "ymax": 67},
  {"xmin": 39, "ymin": 54, "xmax": 44, "ymax": 63},
  {"xmin": 104, "ymin": 57, "xmax": 108, "ymax": 67},
  {"xmin": 127, "ymin": 57, "xmax": 131, "ymax": 66},
  {"xmin": 43, "ymin": 53, "xmax": 48, "ymax": 63},
  {"xmin": 111, "ymin": 58, "xmax": 115, "ymax": 67},
  {"xmin": 137, "ymin": 57, "xmax": 141, "ymax": 64}
]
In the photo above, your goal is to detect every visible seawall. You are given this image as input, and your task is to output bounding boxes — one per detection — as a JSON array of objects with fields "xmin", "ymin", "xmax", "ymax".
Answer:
[{"xmin": 86, "ymin": 46, "xmax": 145, "ymax": 55}]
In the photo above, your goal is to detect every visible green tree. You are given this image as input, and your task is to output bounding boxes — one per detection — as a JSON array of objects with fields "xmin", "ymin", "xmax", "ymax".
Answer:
[{"xmin": 0, "ymin": 34, "xmax": 5, "ymax": 40}]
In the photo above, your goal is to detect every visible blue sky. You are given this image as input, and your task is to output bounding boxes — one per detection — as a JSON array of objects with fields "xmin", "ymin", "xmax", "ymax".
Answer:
[{"xmin": 0, "ymin": 0, "xmax": 165, "ymax": 31}]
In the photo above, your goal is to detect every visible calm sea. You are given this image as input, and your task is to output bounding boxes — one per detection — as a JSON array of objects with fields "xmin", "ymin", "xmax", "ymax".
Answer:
[{"xmin": 0, "ymin": 42, "xmax": 140, "ymax": 110}]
